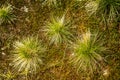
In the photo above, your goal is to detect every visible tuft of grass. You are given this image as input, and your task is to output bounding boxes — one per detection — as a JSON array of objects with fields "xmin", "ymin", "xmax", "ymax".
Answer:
[
  {"xmin": 12, "ymin": 36, "xmax": 45, "ymax": 73},
  {"xmin": 86, "ymin": 0, "xmax": 120, "ymax": 23},
  {"xmin": 45, "ymin": 15, "xmax": 73, "ymax": 46},
  {"xmin": 0, "ymin": 4, "xmax": 15, "ymax": 25},
  {"xmin": 85, "ymin": 1, "xmax": 99, "ymax": 16},
  {"xmin": 97, "ymin": 0, "xmax": 120, "ymax": 22},
  {"xmin": 41, "ymin": 0, "xmax": 57, "ymax": 6},
  {"xmin": 70, "ymin": 30, "xmax": 106, "ymax": 73}
]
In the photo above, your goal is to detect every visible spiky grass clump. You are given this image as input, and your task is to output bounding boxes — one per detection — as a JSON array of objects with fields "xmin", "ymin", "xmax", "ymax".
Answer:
[
  {"xmin": 71, "ymin": 31, "xmax": 106, "ymax": 73},
  {"xmin": 96, "ymin": 0, "xmax": 120, "ymax": 22},
  {"xmin": 86, "ymin": 0, "xmax": 120, "ymax": 22},
  {"xmin": 45, "ymin": 15, "xmax": 72, "ymax": 46},
  {"xmin": 42, "ymin": 0, "xmax": 57, "ymax": 6},
  {"xmin": 0, "ymin": 5, "xmax": 15, "ymax": 25},
  {"xmin": 12, "ymin": 37, "xmax": 45, "ymax": 73},
  {"xmin": 85, "ymin": 1, "xmax": 99, "ymax": 16}
]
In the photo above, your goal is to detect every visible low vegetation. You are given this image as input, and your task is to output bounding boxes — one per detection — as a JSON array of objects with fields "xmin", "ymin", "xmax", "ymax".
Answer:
[{"xmin": 0, "ymin": 0, "xmax": 120, "ymax": 80}]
